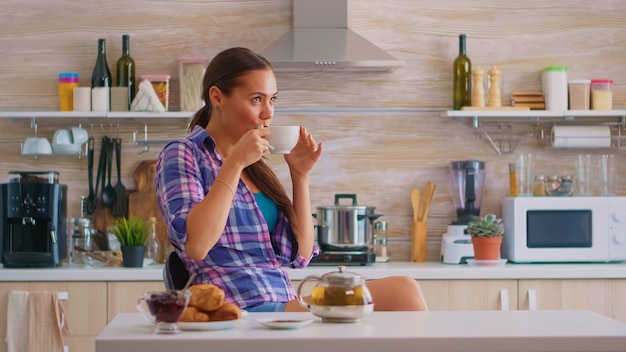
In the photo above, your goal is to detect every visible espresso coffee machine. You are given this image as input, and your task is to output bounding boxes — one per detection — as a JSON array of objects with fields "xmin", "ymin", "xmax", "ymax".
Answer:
[
  {"xmin": 0, "ymin": 171, "xmax": 67, "ymax": 268},
  {"xmin": 441, "ymin": 160, "xmax": 486, "ymax": 264}
]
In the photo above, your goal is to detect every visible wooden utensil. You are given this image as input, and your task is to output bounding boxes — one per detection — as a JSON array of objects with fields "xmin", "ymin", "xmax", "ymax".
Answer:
[
  {"xmin": 411, "ymin": 188, "xmax": 420, "ymax": 222},
  {"xmin": 420, "ymin": 182, "xmax": 436, "ymax": 222}
]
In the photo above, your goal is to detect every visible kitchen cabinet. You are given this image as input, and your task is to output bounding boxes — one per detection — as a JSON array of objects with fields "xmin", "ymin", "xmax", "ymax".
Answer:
[
  {"xmin": 518, "ymin": 279, "xmax": 626, "ymax": 323},
  {"xmin": 419, "ymin": 280, "xmax": 518, "ymax": 311},
  {"xmin": 0, "ymin": 281, "xmax": 107, "ymax": 352},
  {"xmin": 107, "ymin": 281, "xmax": 165, "ymax": 323}
]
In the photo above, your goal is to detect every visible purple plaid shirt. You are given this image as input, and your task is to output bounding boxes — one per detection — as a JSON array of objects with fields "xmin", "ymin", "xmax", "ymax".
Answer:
[{"xmin": 155, "ymin": 126, "xmax": 316, "ymax": 309}]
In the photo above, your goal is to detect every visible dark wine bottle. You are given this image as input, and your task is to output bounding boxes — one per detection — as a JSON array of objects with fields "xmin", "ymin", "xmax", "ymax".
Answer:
[
  {"xmin": 92, "ymin": 38, "xmax": 112, "ymax": 88},
  {"xmin": 116, "ymin": 34, "xmax": 136, "ymax": 109},
  {"xmin": 91, "ymin": 38, "xmax": 112, "ymax": 111},
  {"xmin": 453, "ymin": 34, "xmax": 472, "ymax": 110}
]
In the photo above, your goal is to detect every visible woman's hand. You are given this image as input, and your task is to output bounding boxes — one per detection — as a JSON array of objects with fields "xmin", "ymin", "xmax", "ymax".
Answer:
[
  {"xmin": 229, "ymin": 127, "xmax": 272, "ymax": 168},
  {"xmin": 285, "ymin": 126, "xmax": 322, "ymax": 177}
]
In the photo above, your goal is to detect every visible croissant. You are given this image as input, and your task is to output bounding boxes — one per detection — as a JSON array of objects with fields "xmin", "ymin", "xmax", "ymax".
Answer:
[
  {"xmin": 208, "ymin": 302, "xmax": 242, "ymax": 321},
  {"xmin": 179, "ymin": 306, "xmax": 210, "ymax": 322},
  {"xmin": 188, "ymin": 283, "xmax": 225, "ymax": 312}
]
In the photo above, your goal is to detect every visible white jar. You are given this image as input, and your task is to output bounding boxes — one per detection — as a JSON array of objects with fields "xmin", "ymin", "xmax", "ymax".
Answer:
[{"xmin": 542, "ymin": 66, "xmax": 568, "ymax": 111}]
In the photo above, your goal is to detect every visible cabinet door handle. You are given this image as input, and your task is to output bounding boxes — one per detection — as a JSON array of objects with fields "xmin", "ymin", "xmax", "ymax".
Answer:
[
  {"xmin": 527, "ymin": 288, "xmax": 537, "ymax": 311},
  {"xmin": 500, "ymin": 289, "xmax": 509, "ymax": 311}
]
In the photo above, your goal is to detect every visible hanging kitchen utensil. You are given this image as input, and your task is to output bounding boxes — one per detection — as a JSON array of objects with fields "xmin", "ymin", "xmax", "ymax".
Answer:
[
  {"xmin": 101, "ymin": 137, "xmax": 117, "ymax": 208},
  {"xmin": 83, "ymin": 136, "xmax": 96, "ymax": 215},
  {"xmin": 112, "ymin": 138, "xmax": 128, "ymax": 217}
]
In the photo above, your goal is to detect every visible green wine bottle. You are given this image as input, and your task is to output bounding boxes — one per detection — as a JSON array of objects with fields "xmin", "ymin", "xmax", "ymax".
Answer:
[
  {"xmin": 116, "ymin": 34, "xmax": 136, "ymax": 109},
  {"xmin": 453, "ymin": 34, "xmax": 472, "ymax": 110}
]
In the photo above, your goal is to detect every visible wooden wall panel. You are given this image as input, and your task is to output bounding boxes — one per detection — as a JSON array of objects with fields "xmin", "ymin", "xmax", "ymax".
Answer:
[{"xmin": 1, "ymin": 0, "xmax": 625, "ymax": 261}]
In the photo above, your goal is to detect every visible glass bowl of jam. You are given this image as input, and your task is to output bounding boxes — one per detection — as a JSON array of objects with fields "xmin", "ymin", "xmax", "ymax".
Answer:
[{"xmin": 137, "ymin": 289, "xmax": 191, "ymax": 334}]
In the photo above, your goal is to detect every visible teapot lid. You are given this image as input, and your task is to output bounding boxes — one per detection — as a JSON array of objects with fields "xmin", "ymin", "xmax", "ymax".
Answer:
[{"xmin": 322, "ymin": 266, "xmax": 365, "ymax": 286}]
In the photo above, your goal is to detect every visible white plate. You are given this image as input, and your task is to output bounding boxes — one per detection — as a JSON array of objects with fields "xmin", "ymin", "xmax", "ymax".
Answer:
[
  {"xmin": 466, "ymin": 259, "xmax": 508, "ymax": 267},
  {"xmin": 178, "ymin": 319, "xmax": 239, "ymax": 331},
  {"xmin": 257, "ymin": 318, "xmax": 315, "ymax": 330}
]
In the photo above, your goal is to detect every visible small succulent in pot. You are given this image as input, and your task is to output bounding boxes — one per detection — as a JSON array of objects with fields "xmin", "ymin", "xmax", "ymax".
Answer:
[
  {"xmin": 466, "ymin": 214, "xmax": 504, "ymax": 237},
  {"xmin": 110, "ymin": 215, "xmax": 148, "ymax": 247}
]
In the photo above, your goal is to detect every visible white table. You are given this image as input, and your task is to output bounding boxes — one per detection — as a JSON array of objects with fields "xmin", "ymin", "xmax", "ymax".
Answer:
[{"xmin": 96, "ymin": 310, "xmax": 626, "ymax": 352}]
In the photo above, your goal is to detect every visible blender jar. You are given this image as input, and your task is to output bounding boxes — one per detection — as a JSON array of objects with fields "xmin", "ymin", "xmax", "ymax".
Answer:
[{"xmin": 449, "ymin": 160, "xmax": 486, "ymax": 225}]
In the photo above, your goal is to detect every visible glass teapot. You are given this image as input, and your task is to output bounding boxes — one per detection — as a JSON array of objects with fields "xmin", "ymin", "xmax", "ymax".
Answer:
[{"xmin": 297, "ymin": 266, "xmax": 374, "ymax": 323}]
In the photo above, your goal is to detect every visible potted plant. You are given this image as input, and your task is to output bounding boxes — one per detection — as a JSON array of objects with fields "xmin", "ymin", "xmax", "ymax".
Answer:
[
  {"xmin": 110, "ymin": 215, "xmax": 148, "ymax": 267},
  {"xmin": 466, "ymin": 214, "xmax": 505, "ymax": 261}
]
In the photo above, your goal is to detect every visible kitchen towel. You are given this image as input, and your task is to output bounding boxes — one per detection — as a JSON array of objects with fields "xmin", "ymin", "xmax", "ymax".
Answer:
[
  {"xmin": 27, "ymin": 291, "xmax": 70, "ymax": 352},
  {"xmin": 551, "ymin": 125, "xmax": 611, "ymax": 148},
  {"xmin": 6, "ymin": 291, "xmax": 29, "ymax": 352}
]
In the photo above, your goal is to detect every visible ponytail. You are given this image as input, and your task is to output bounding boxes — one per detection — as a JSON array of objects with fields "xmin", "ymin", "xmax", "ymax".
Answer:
[{"xmin": 188, "ymin": 104, "xmax": 211, "ymax": 132}]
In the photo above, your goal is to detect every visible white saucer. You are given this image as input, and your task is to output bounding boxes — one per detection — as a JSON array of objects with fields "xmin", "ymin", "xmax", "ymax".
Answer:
[
  {"xmin": 257, "ymin": 318, "xmax": 315, "ymax": 330},
  {"xmin": 466, "ymin": 259, "xmax": 507, "ymax": 267}
]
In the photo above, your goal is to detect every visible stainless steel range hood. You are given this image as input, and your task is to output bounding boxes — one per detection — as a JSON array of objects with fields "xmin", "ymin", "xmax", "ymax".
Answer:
[{"xmin": 260, "ymin": 0, "xmax": 404, "ymax": 72}]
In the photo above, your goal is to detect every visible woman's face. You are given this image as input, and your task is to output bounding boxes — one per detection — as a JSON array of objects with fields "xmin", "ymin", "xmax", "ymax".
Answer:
[{"xmin": 218, "ymin": 68, "xmax": 278, "ymax": 136}]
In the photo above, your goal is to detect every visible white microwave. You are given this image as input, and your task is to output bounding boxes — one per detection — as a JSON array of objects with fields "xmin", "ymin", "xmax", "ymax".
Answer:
[{"xmin": 502, "ymin": 196, "xmax": 626, "ymax": 263}]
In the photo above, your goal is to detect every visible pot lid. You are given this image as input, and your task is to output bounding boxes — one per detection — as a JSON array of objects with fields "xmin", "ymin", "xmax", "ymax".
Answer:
[
  {"xmin": 316, "ymin": 193, "xmax": 376, "ymax": 210},
  {"xmin": 321, "ymin": 266, "xmax": 366, "ymax": 287}
]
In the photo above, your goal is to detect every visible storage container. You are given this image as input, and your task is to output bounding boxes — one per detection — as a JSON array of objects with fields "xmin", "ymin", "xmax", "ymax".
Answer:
[
  {"xmin": 590, "ymin": 79, "xmax": 613, "ymax": 110},
  {"xmin": 178, "ymin": 56, "xmax": 206, "ymax": 112},
  {"xmin": 58, "ymin": 72, "xmax": 79, "ymax": 111},
  {"xmin": 541, "ymin": 66, "xmax": 568, "ymax": 111},
  {"xmin": 568, "ymin": 79, "xmax": 590, "ymax": 110}
]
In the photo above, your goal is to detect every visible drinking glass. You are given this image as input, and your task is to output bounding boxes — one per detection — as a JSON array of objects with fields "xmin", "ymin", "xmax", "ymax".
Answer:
[
  {"xmin": 575, "ymin": 154, "xmax": 593, "ymax": 196},
  {"xmin": 598, "ymin": 154, "xmax": 616, "ymax": 196},
  {"xmin": 515, "ymin": 153, "xmax": 535, "ymax": 196}
]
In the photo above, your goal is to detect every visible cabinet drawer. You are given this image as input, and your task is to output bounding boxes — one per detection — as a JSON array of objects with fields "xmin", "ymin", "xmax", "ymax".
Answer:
[
  {"xmin": 0, "ymin": 282, "xmax": 107, "ymax": 337},
  {"xmin": 420, "ymin": 279, "xmax": 518, "ymax": 311}
]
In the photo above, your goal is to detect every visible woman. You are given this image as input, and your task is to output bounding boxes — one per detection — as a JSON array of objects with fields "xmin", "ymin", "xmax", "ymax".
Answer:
[{"xmin": 156, "ymin": 47, "xmax": 428, "ymax": 312}]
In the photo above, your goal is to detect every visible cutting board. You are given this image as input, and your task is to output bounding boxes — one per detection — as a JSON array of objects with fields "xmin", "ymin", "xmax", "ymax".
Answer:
[{"xmin": 127, "ymin": 160, "xmax": 168, "ymax": 250}]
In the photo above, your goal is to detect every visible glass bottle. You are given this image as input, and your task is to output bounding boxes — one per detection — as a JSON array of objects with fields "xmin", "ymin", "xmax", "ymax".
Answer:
[
  {"xmin": 453, "ymin": 34, "xmax": 472, "ymax": 110},
  {"xmin": 116, "ymin": 34, "xmax": 136, "ymax": 110},
  {"xmin": 509, "ymin": 163, "xmax": 517, "ymax": 196},
  {"xmin": 373, "ymin": 221, "xmax": 390, "ymax": 262},
  {"xmin": 145, "ymin": 216, "xmax": 160, "ymax": 264},
  {"xmin": 91, "ymin": 38, "xmax": 112, "ymax": 111}
]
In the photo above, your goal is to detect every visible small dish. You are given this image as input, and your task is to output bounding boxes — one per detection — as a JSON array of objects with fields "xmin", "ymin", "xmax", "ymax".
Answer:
[
  {"xmin": 257, "ymin": 318, "xmax": 315, "ymax": 330},
  {"xmin": 178, "ymin": 319, "xmax": 239, "ymax": 331},
  {"xmin": 466, "ymin": 259, "xmax": 507, "ymax": 267}
]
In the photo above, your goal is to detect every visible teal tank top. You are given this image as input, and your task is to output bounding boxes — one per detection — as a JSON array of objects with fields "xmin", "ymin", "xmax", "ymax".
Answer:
[{"xmin": 254, "ymin": 192, "xmax": 278, "ymax": 234}]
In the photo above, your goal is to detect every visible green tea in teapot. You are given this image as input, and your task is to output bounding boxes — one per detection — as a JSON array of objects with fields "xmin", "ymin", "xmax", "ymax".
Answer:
[{"xmin": 311, "ymin": 285, "xmax": 372, "ymax": 306}]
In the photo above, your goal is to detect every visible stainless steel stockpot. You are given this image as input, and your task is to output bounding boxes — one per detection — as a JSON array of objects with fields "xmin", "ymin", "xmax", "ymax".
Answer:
[{"xmin": 315, "ymin": 194, "xmax": 382, "ymax": 249}]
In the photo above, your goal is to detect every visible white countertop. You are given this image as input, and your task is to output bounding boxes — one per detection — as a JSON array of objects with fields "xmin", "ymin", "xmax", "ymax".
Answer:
[
  {"xmin": 1, "ymin": 261, "xmax": 626, "ymax": 281},
  {"xmin": 96, "ymin": 311, "xmax": 626, "ymax": 352}
]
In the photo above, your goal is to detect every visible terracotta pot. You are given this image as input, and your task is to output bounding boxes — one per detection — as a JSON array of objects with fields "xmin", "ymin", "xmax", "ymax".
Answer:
[{"xmin": 471, "ymin": 236, "xmax": 502, "ymax": 260}]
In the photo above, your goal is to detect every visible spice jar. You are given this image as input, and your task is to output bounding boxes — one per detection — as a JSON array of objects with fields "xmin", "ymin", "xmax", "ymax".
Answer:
[
  {"xmin": 533, "ymin": 175, "xmax": 546, "ymax": 196},
  {"xmin": 373, "ymin": 221, "xmax": 390, "ymax": 262},
  {"xmin": 178, "ymin": 56, "xmax": 207, "ymax": 112}
]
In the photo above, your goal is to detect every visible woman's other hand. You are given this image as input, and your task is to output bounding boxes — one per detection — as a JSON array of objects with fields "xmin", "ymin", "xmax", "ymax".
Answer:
[{"xmin": 285, "ymin": 126, "xmax": 322, "ymax": 177}]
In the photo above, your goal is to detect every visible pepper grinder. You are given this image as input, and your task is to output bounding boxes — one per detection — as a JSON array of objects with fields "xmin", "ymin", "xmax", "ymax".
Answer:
[
  {"xmin": 373, "ymin": 221, "xmax": 390, "ymax": 262},
  {"xmin": 487, "ymin": 66, "xmax": 502, "ymax": 107},
  {"xmin": 471, "ymin": 66, "xmax": 485, "ymax": 107}
]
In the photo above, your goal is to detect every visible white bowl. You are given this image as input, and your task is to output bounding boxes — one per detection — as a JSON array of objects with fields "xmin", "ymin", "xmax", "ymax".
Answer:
[
  {"xmin": 71, "ymin": 127, "xmax": 89, "ymax": 145},
  {"xmin": 22, "ymin": 137, "xmax": 52, "ymax": 155},
  {"xmin": 53, "ymin": 129, "xmax": 72, "ymax": 144}
]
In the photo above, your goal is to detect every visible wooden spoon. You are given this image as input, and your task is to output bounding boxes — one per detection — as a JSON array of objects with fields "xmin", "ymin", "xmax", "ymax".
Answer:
[
  {"xmin": 410, "ymin": 188, "xmax": 420, "ymax": 222},
  {"xmin": 421, "ymin": 182, "xmax": 437, "ymax": 222}
]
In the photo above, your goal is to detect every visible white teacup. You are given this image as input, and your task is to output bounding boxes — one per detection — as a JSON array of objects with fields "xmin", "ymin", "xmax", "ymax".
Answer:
[
  {"xmin": 22, "ymin": 137, "xmax": 52, "ymax": 155},
  {"xmin": 53, "ymin": 129, "xmax": 72, "ymax": 144},
  {"xmin": 71, "ymin": 127, "xmax": 89, "ymax": 145},
  {"xmin": 268, "ymin": 126, "xmax": 299, "ymax": 154}
]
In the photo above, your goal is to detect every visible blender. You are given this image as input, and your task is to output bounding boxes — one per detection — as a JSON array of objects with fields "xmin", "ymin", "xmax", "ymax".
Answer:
[{"xmin": 441, "ymin": 160, "xmax": 486, "ymax": 264}]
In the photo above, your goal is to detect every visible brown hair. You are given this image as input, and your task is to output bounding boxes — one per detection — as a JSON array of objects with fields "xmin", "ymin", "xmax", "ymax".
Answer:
[{"xmin": 189, "ymin": 47, "xmax": 300, "ymax": 240}]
